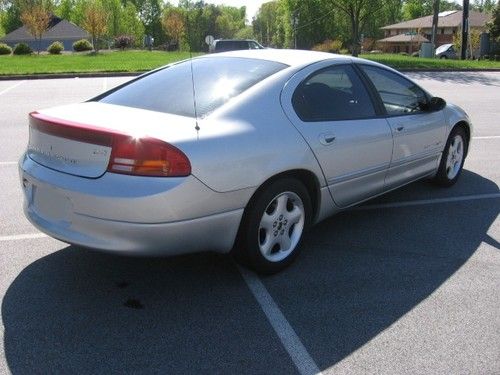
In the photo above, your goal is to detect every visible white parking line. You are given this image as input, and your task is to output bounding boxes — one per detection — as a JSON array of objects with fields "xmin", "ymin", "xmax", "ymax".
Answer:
[
  {"xmin": 356, "ymin": 193, "xmax": 500, "ymax": 211},
  {"xmin": 238, "ymin": 265, "xmax": 322, "ymax": 375},
  {"xmin": 102, "ymin": 77, "xmax": 108, "ymax": 91},
  {"xmin": 0, "ymin": 233, "xmax": 48, "ymax": 242},
  {"xmin": 0, "ymin": 161, "xmax": 18, "ymax": 166},
  {"xmin": 0, "ymin": 81, "xmax": 25, "ymax": 96},
  {"xmin": 473, "ymin": 136, "xmax": 500, "ymax": 140}
]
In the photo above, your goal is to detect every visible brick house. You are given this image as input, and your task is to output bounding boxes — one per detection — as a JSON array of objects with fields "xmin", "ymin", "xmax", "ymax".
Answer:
[{"xmin": 377, "ymin": 10, "xmax": 491, "ymax": 53}]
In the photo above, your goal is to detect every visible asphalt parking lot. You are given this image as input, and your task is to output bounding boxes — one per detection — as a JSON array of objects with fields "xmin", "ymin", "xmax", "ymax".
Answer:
[{"xmin": 0, "ymin": 72, "xmax": 499, "ymax": 374}]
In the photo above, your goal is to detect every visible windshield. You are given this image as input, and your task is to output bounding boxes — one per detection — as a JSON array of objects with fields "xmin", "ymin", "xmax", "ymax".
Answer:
[
  {"xmin": 99, "ymin": 57, "xmax": 287, "ymax": 118},
  {"xmin": 436, "ymin": 44, "xmax": 452, "ymax": 54}
]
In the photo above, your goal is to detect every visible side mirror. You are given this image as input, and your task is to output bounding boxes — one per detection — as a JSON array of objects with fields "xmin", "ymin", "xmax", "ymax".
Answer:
[{"xmin": 427, "ymin": 97, "xmax": 446, "ymax": 112}]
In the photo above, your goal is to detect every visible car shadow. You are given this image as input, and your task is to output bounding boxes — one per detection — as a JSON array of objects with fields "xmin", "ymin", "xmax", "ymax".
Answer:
[
  {"xmin": 2, "ymin": 170, "xmax": 498, "ymax": 373},
  {"xmin": 2, "ymin": 252, "xmax": 298, "ymax": 374},
  {"xmin": 260, "ymin": 169, "xmax": 499, "ymax": 370},
  {"xmin": 407, "ymin": 71, "xmax": 500, "ymax": 87}
]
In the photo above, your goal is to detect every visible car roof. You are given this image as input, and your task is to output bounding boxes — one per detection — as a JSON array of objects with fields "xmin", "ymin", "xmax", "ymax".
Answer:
[{"xmin": 198, "ymin": 49, "xmax": 353, "ymax": 68}]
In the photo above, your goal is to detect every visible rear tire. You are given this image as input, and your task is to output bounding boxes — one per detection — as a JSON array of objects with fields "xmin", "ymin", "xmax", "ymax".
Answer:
[
  {"xmin": 432, "ymin": 127, "xmax": 468, "ymax": 187},
  {"xmin": 233, "ymin": 178, "xmax": 312, "ymax": 274}
]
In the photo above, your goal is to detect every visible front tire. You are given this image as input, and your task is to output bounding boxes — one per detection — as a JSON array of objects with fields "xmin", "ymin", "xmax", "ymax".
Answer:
[
  {"xmin": 233, "ymin": 178, "xmax": 312, "ymax": 274},
  {"xmin": 433, "ymin": 127, "xmax": 468, "ymax": 187}
]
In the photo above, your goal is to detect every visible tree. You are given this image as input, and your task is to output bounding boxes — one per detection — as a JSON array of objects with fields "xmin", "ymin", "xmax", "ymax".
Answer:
[
  {"xmin": 2, "ymin": 3, "xmax": 22, "ymax": 34},
  {"xmin": 402, "ymin": 0, "xmax": 460, "ymax": 20},
  {"xmin": 487, "ymin": 1, "xmax": 500, "ymax": 41},
  {"xmin": 254, "ymin": 1, "xmax": 287, "ymax": 47},
  {"xmin": 161, "ymin": 7, "xmax": 185, "ymax": 50},
  {"xmin": 0, "ymin": 11, "xmax": 5, "ymax": 37},
  {"xmin": 101, "ymin": 0, "xmax": 122, "ymax": 39},
  {"xmin": 330, "ymin": 0, "xmax": 386, "ymax": 56},
  {"xmin": 471, "ymin": 0, "xmax": 496, "ymax": 13},
  {"xmin": 56, "ymin": 0, "xmax": 74, "ymax": 21},
  {"xmin": 20, "ymin": 3, "xmax": 50, "ymax": 54},
  {"xmin": 138, "ymin": 0, "xmax": 163, "ymax": 46},
  {"xmin": 120, "ymin": 1, "xmax": 144, "ymax": 47},
  {"xmin": 83, "ymin": 0, "xmax": 108, "ymax": 51}
]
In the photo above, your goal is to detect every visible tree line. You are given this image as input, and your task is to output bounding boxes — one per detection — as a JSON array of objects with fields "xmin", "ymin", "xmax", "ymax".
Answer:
[{"xmin": 0, "ymin": 0, "xmax": 497, "ymax": 53}]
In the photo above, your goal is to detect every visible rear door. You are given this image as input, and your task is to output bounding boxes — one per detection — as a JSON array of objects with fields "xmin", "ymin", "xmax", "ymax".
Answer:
[
  {"xmin": 358, "ymin": 64, "xmax": 446, "ymax": 189},
  {"xmin": 281, "ymin": 61, "xmax": 393, "ymax": 208}
]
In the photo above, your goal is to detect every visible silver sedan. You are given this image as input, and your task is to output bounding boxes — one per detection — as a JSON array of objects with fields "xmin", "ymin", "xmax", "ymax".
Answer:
[{"xmin": 19, "ymin": 49, "xmax": 472, "ymax": 274}]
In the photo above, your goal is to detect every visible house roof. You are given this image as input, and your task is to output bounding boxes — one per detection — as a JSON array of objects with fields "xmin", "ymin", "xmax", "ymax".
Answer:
[
  {"xmin": 381, "ymin": 10, "xmax": 491, "ymax": 30},
  {"xmin": 377, "ymin": 34, "xmax": 430, "ymax": 43},
  {"xmin": 0, "ymin": 16, "xmax": 89, "ymax": 42}
]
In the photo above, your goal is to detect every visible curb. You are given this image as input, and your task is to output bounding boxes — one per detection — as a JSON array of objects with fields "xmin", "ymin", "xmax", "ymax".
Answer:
[
  {"xmin": 0, "ymin": 68, "xmax": 499, "ymax": 81},
  {"xmin": 0, "ymin": 71, "xmax": 144, "ymax": 81},
  {"xmin": 399, "ymin": 68, "xmax": 500, "ymax": 72}
]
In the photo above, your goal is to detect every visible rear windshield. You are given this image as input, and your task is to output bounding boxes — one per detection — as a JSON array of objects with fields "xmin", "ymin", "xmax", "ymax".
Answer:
[
  {"xmin": 215, "ymin": 41, "xmax": 249, "ymax": 52},
  {"xmin": 98, "ymin": 57, "xmax": 287, "ymax": 118}
]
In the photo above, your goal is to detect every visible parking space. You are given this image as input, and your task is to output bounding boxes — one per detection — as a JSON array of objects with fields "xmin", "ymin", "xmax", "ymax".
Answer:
[{"xmin": 0, "ymin": 73, "xmax": 499, "ymax": 374}]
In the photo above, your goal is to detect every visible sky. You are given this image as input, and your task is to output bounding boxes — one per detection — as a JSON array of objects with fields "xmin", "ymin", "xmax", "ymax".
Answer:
[{"xmin": 169, "ymin": 0, "xmax": 269, "ymax": 22}]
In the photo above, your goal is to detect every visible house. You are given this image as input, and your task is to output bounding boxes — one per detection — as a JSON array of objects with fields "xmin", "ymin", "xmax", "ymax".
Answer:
[
  {"xmin": 0, "ymin": 15, "xmax": 90, "ymax": 51},
  {"xmin": 377, "ymin": 10, "xmax": 491, "ymax": 53}
]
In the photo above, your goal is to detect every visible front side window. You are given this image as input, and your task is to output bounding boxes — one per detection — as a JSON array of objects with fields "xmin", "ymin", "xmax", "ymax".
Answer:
[
  {"xmin": 292, "ymin": 64, "xmax": 376, "ymax": 122},
  {"xmin": 360, "ymin": 65, "xmax": 428, "ymax": 116},
  {"xmin": 99, "ymin": 57, "xmax": 287, "ymax": 118}
]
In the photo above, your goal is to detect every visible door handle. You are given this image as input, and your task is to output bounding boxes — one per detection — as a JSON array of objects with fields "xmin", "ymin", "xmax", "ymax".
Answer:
[
  {"xmin": 396, "ymin": 126, "xmax": 405, "ymax": 132},
  {"xmin": 319, "ymin": 134, "xmax": 336, "ymax": 145}
]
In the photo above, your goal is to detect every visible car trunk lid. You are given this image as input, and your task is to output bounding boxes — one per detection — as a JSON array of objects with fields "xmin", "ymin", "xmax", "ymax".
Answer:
[{"xmin": 28, "ymin": 102, "xmax": 196, "ymax": 178}]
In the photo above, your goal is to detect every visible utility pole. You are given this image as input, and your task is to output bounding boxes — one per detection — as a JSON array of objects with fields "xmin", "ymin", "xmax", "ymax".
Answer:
[
  {"xmin": 461, "ymin": 0, "xmax": 470, "ymax": 59},
  {"xmin": 431, "ymin": 0, "xmax": 440, "ymax": 56},
  {"xmin": 292, "ymin": 10, "xmax": 298, "ymax": 49}
]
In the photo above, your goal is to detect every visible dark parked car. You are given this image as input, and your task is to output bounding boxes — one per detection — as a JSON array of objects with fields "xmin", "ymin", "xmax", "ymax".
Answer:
[{"xmin": 210, "ymin": 39, "xmax": 264, "ymax": 53}]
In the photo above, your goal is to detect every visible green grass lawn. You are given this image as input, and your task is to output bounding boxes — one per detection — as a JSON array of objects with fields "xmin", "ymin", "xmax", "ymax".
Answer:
[
  {"xmin": 0, "ymin": 50, "xmax": 499, "ymax": 76},
  {"xmin": 0, "ymin": 50, "xmax": 200, "ymax": 75},
  {"xmin": 361, "ymin": 53, "xmax": 500, "ymax": 70}
]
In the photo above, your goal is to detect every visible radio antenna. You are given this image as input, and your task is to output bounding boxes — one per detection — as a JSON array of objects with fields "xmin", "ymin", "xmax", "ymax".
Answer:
[{"xmin": 186, "ymin": 1, "xmax": 200, "ymax": 134}]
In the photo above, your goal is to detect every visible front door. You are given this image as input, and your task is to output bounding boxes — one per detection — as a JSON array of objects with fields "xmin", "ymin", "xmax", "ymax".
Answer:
[{"xmin": 358, "ymin": 64, "xmax": 447, "ymax": 189}]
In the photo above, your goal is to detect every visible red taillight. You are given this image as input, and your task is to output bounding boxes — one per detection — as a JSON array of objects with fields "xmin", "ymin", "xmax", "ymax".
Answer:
[
  {"xmin": 29, "ymin": 112, "xmax": 191, "ymax": 177},
  {"xmin": 108, "ymin": 134, "xmax": 191, "ymax": 177}
]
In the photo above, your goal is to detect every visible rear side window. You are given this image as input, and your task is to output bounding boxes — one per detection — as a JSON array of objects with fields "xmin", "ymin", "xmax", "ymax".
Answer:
[
  {"xmin": 292, "ymin": 64, "xmax": 376, "ymax": 122},
  {"xmin": 99, "ymin": 57, "xmax": 287, "ymax": 118}
]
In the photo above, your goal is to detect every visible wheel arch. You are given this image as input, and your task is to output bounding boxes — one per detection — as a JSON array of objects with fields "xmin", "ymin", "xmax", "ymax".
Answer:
[
  {"xmin": 452, "ymin": 120, "xmax": 471, "ymax": 156},
  {"xmin": 244, "ymin": 169, "xmax": 322, "ymax": 225}
]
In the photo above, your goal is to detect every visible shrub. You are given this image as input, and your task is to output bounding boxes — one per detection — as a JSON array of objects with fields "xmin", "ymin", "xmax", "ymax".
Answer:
[
  {"xmin": 0, "ymin": 43, "xmax": 12, "ymax": 55},
  {"xmin": 114, "ymin": 35, "xmax": 135, "ymax": 50},
  {"xmin": 47, "ymin": 41, "xmax": 64, "ymax": 55},
  {"xmin": 339, "ymin": 49, "xmax": 350, "ymax": 55},
  {"xmin": 411, "ymin": 51, "xmax": 420, "ymax": 57},
  {"xmin": 312, "ymin": 39, "xmax": 343, "ymax": 53},
  {"xmin": 73, "ymin": 39, "xmax": 93, "ymax": 52},
  {"xmin": 399, "ymin": 52, "xmax": 409, "ymax": 56},
  {"xmin": 13, "ymin": 43, "xmax": 32, "ymax": 55}
]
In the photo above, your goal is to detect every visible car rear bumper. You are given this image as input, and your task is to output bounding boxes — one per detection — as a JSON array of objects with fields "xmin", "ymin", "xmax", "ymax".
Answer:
[
  {"xmin": 19, "ymin": 154, "xmax": 246, "ymax": 255},
  {"xmin": 24, "ymin": 203, "xmax": 243, "ymax": 255}
]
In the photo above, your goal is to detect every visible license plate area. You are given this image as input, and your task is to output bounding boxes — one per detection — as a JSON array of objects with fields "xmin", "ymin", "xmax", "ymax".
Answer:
[{"xmin": 33, "ymin": 185, "xmax": 72, "ymax": 222}]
